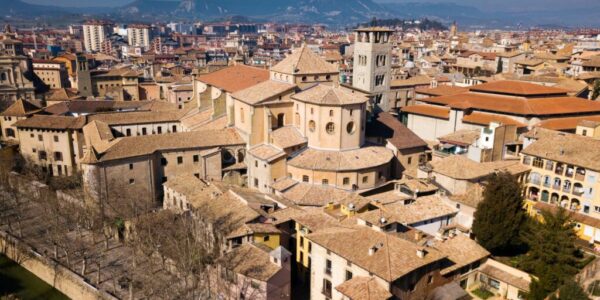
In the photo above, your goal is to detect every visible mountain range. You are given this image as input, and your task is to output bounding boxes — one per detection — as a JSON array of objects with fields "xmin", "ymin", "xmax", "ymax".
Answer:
[{"xmin": 2, "ymin": 0, "xmax": 600, "ymax": 28}]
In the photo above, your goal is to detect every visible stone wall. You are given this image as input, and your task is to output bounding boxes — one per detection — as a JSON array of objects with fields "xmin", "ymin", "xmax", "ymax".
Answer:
[{"xmin": 0, "ymin": 231, "xmax": 118, "ymax": 300}]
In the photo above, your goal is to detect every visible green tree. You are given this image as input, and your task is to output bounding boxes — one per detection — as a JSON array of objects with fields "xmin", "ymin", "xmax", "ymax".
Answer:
[
  {"xmin": 550, "ymin": 279, "xmax": 590, "ymax": 300},
  {"xmin": 497, "ymin": 58, "xmax": 504, "ymax": 74},
  {"xmin": 523, "ymin": 208, "xmax": 580, "ymax": 300},
  {"xmin": 591, "ymin": 79, "xmax": 600, "ymax": 101},
  {"xmin": 472, "ymin": 172, "xmax": 526, "ymax": 255}
]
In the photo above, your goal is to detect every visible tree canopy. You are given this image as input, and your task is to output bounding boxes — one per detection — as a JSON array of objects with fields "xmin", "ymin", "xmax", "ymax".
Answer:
[
  {"xmin": 523, "ymin": 208, "xmax": 580, "ymax": 300},
  {"xmin": 472, "ymin": 172, "xmax": 526, "ymax": 255}
]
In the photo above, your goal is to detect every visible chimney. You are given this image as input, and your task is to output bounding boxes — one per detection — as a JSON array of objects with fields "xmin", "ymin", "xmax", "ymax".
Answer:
[
  {"xmin": 368, "ymin": 247, "xmax": 376, "ymax": 256},
  {"xmin": 416, "ymin": 249, "xmax": 426, "ymax": 258}
]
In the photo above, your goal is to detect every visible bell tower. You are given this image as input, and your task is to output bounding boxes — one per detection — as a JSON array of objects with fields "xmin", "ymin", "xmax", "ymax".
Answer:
[{"xmin": 352, "ymin": 27, "xmax": 393, "ymax": 112}]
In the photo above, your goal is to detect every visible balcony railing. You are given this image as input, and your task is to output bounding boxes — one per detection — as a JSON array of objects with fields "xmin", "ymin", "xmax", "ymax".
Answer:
[
  {"xmin": 529, "ymin": 179, "xmax": 541, "ymax": 185},
  {"xmin": 552, "ymin": 184, "xmax": 561, "ymax": 191},
  {"xmin": 563, "ymin": 186, "xmax": 571, "ymax": 193},
  {"xmin": 575, "ymin": 173, "xmax": 585, "ymax": 181},
  {"xmin": 325, "ymin": 268, "xmax": 332, "ymax": 276}
]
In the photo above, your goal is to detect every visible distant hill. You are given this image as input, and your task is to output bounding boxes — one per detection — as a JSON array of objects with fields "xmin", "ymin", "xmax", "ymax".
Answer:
[
  {"xmin": 118, "ymin": 0, "xmax": 394, "ymax": 25},
  {"xmin": 2, "ymin": 0, "xmax": 599, "ymax": 28}
]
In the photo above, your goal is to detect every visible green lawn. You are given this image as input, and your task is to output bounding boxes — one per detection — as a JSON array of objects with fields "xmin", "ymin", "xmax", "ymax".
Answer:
[{"xmin": 0, "ymin": 254, "xmax": 69, "ymax": 300}]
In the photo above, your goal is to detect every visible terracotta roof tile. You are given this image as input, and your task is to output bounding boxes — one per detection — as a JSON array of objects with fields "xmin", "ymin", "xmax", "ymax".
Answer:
[
  {"xmin": 462, "ymin": 112, "xmax": 528, "ymax": 128},
  {"xmin": 288, "ymin": 146, "xmax": 393, "ymax": 172},
  {"xmin": 197, "ymin": 65, "xmax": 269, "ymax": 93},
  {"xmin": 335, "ymin": 277, "xmax": 392, "ymax": 300},
  {"xmin": 307, "ymin": 227, "xmax": 446, "ymax": 281},
  {"xmin": 366, "ymin": 112, "xmax": 427, "ymax": 150},
  {"xmin": 521, "ymin": 130, "xmax": 600, "ymax": 171},
  {"xmin": 536, "ymin": 116, "xmax": 600, "ymax": 131},
  {"xmin": 401, "ymin": 104, "xmax": 450, "ymax": 119},
  {"xmin": 291, "ymin": 84, "xmax": 368, "ymax": 106},
  {"xmin": 271, "ymin": 44, "xmax": 338, "ymax": 75},
  {"xmin": 231, "ymin": 80, "xmax": 296, "ymax": 105},
  {"xmin": 469, "ymin": 80, "xmax": 568, "ymax": 96}
]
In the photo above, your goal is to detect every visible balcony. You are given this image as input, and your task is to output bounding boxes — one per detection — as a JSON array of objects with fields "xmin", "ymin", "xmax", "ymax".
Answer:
[
  {"xmin": 529, "ymin": 178, "xmax": 541, "ymax": 185},
  {"xmin": 552, "ymin": 184, "xmax": 561, "ymax": 191}
]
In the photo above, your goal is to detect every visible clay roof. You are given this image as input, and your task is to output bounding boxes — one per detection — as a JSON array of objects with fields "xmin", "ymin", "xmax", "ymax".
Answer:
[
  {"xmin": 307, "ymin": 227, "xmax": 446, "ymax": 282},
  {"xmin": 270, "ymin": 126, "xmax": 307, "ymax": 149},
  {"xmin": 248, "ymin": 144, "xmax": 286, "ymax": 162},
  {"xmin": 390, "ymin": 75, "xmax": 432, "ymax": 88},
  {"xmin": 401, "ymin": 105, "xmax": 450, "ymax": 119},
  {"xmin": 479, "ymin": 263, "xmax": 530, "ymax": 292},
  {"xmin": 418, "ymin": 92, "xmax": 600, "ymax": 116},
  {"xmin": 468, "ymin": 80, "xmax": 568, "ymax": 96},
  {"xmin": 462, "ymin": 112, "xmax": 528, "ymax": 128},
  {"xmin": 14, "ymin": 115, "xmax": 86, "ymax": 130},
  {"xmin": 357, "ymin": 195, "xmax": 457, "ymax": 226},
  {"xmin": 197, "ymin": 65, "xmax": 269, "ymax": 93},
  {"xmin": 438, "ymin": 129, "xmax": 480, "ymax": 146},
  {"xmin": 431, "ymin": 235, "xmax": 489, "ymax": 275},
  {"xmin": 219, "ymin": 243, "xmax": 281, "ymax": 282},
  {"xmin": 521, "ymin": 130, "xmax": 600, "ymax": 171},
  {"xmin": 291, "ymin": 84, "xmax": 368, "ymax": 106},
  {"xmin": 288, "ymin": 146, "xmax": 393, "ymax": 172},
  {"xmin": 415, "ymin": 85, "xmax": 468, "ymax": 97},
  {"xmin": 335, "ymin": 277, "xmax": 392, "ymax": 300},
  {"xmin": 430, "ymin": 155, "xmax": 528, "ymax": 180},
  {"xmin": 280, "ymin": 182, "xmax": 365, "ymax": 207},
  {"xmin": 91, "ymin": 128, "xmax": 244, "ymax": 162},
  {"xmin": 271, "ymin": 44, "xmax": 339, "ymax": 75},
  {"xmin": 366, "ymin": 112, "xmax": 428, "ymax": 150},
  {"xmin": 536, "ymin": 115, "xmax": 600, "ymax": 131},
  {"xmin": 87, "ymin": 110, "xmax": 186, "ymax": 125},
  {"xmin": 44, "ymin": 100, "xmax": 163, "ymax": 115},
  {"xmin": 231, "ymin": 80, "xmax": 296, "ymax": 105},
  {"xmin": 0, "ymin": 99, "xmax": 40, "ymax": 116}
]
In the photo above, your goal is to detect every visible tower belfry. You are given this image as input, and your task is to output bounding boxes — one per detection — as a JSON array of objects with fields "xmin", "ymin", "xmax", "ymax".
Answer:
[{"xmin": 352, "ymin": 27, "xmax": 393, "ymax": 112}]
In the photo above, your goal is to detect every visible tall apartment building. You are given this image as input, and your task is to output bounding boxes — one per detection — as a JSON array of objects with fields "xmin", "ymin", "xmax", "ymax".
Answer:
[
  {"xmin": 82, "ymin": 20, "xmax": 113, "ymax": 52},
  {"xmin": 127, "ymin": 24, "xmax": 152, "ymax": 49},
  {"xmin": 352, "ymin": 27, "xmax": 393, "ymax": 112}
]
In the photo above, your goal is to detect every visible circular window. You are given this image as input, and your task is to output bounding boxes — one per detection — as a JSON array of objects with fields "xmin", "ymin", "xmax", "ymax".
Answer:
[
  {"xmin": 314, "ymin": 75, "xmax": 320, "ymax": 80},
  {"xmin": 346, "ymin": 122, "xmax": 356, "ymax": 134},
  {"xmin": 302, "ymin": 76, "xmax": 307, "ymax": 82},
  {"xmin": 326, "ymin": 75, "xmax": 331, "ymax": 80},
  {"xmin": 326, "ymin": 122, "xmax": 335, "ymax": 134},
  {"xmin": 308, "ymin": 120, "xmax": 316, "ymax": 132}
]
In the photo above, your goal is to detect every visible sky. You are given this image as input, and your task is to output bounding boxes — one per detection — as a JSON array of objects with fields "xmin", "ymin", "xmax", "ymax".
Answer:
[{"xmin": 22, "ymin": 0, "xmax": 600, "ymax": 11}]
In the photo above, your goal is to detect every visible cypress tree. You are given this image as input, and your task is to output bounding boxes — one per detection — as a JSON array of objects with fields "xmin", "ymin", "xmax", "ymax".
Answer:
[{"xmin": 472, "ymin": 172, "xmax": 526, "ymax": 255}]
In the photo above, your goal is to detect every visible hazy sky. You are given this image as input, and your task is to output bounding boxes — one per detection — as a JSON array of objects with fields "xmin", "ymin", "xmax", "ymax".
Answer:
[{"xmin": 22, "ymin": 0, "xmax": 600, "ymax": 11}]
